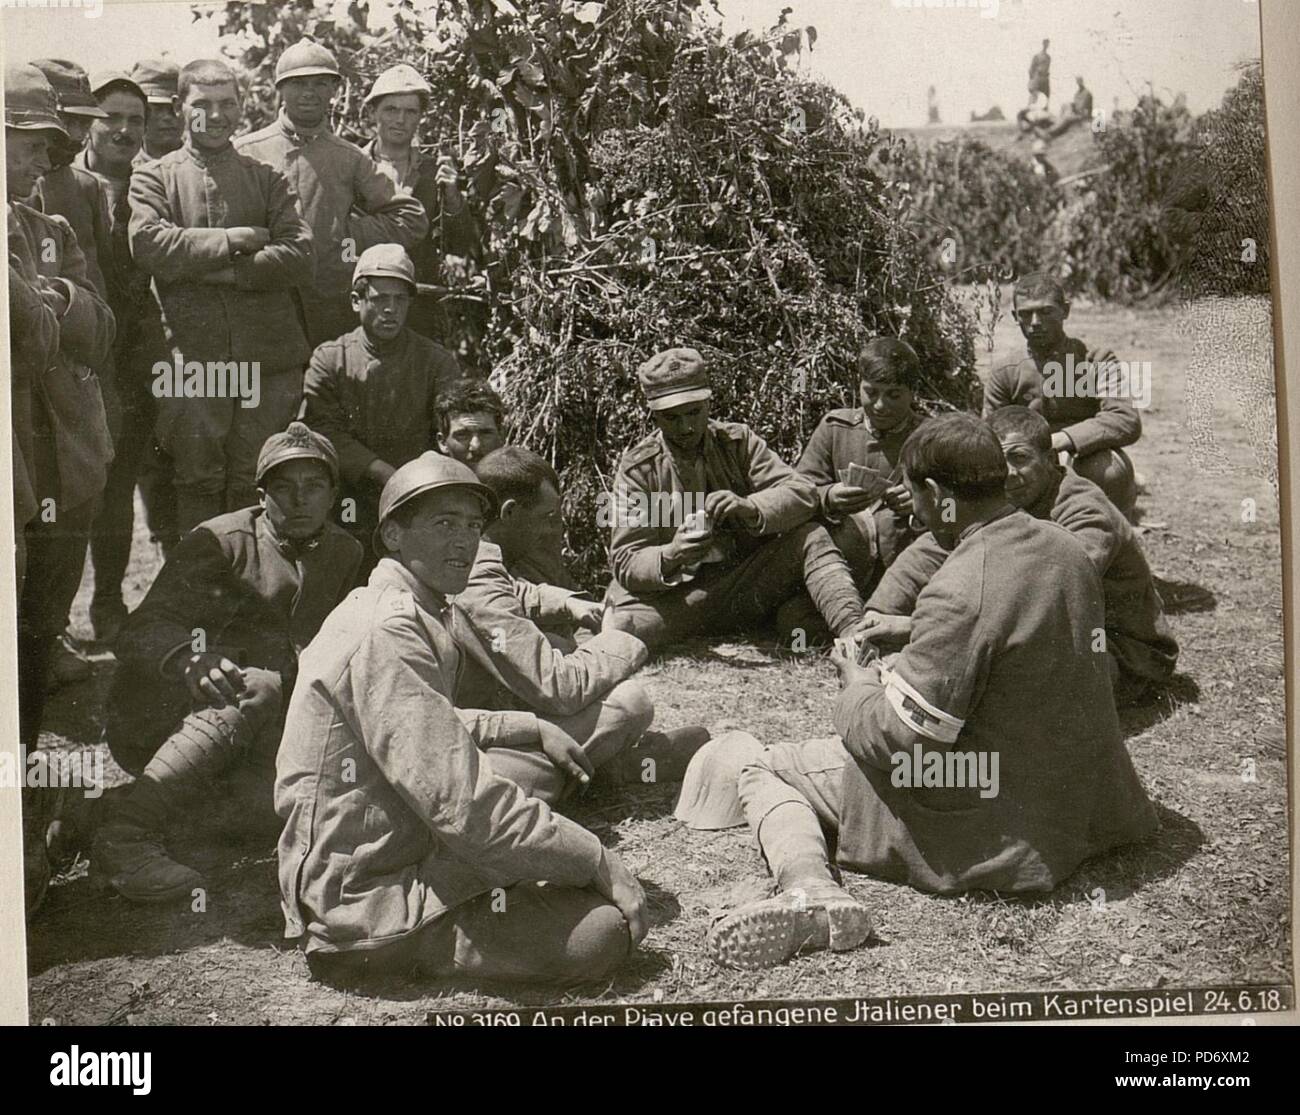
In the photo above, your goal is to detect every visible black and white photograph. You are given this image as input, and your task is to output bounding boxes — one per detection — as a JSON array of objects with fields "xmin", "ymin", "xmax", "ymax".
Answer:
[{"xmin": 0, "ymin": 0, "xmax": 1293, "ymax": 1037}]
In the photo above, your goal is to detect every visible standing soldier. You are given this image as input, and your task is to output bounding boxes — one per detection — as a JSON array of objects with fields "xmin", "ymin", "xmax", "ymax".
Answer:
[
  {"xmin": 235, "ymin": 38, "xmax": 429, "ymax": 348},
  {"xmin": 93, "ymin": 425, "xmax": 361, "ymax": 903},
  {"xmin": 299, "ymin": 244, "xmax": 461, "ymax": 575},
  {"xmin": 1028, "ymin": 38, "xmax": 1052, "ymax": 110},
  {"xmin": 361, "ymin": 63, "xmax": 480, "ymax": 339},
  {"xmin": 129, "ymin": 58, "xmax": 183, "ymax": 166},
  {"xmin": 78, "ymin": 71, "xmax": 146, "ymax": 220},
  {"xmin": 27, "ymin": 60, "xmax": 120, "ymax": 677},
  {"xmin": 130, "ymin": 58, "xmax": 315, "ymax": 533},
  {"xmin": 606, "ymin": 348, "xmax": 865, "ymax": 650},
  {"xmin": 6, "ymin": 64, "xmax": 117, "ymax": 912},
  {"xmin": 983, "ymin": 272, "xmax": 1140, "ymax": 518}
]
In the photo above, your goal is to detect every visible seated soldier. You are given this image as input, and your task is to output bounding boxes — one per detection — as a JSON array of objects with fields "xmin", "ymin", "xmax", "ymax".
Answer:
[
  {"xmin": 606, "ymin": 347, "xmax": 864, "ymax": 650},
  {"xmin": 684, "ymin": 413, "xmax": 1157, "ymax": 970},
  {"xmin": 984, "ymin": 272, "xmax": 1140, "ymax": 518},
  {"xmin": 777, "ymin": 338, "xmax": 926, "ymax": 643},
  {"xmin": 299, "ymin": 243, "xmax": 461, "ymax": 577},
  {"xmin": 861, "ymin": 406, "xmax": 1179, "ymax": 703},
  {"xmin": 435, "ymin": 378, "xmax": 578, "ymax": 592},
  {"xmin": 455, "ymin": 446, "xmax": 710, "ymax": 800},
  {"xmin": 275, "ymin": 452, "xmax": 646, "ymax": 985},
  {"xmin": 93, "ymin": 424, "xmax": 362, "ymax": 902}
]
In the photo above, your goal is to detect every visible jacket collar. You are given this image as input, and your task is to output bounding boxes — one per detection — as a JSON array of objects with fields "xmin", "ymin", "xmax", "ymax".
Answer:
[
  {"xmin": 359, "ymin": 325, "xmax": 410, "ymax": 360},
  {"xmin": 368, "ymin": 556, "xmax": 450, "ymax": 616},
  {"xmin": 255, "ymin": 506, "xmax": 326, "ymax": 560},
  {"xmin": 182, "ymin": 138, "xmax": 236, "ymax": 166},
  {"xmin": 363, "ymin": 137, "xmax": 424, "ymax": 185},
  {"xmin": 956, "ymin": 503, "xmax": 1019, "ymax": 544},
  {"xmin": 277, "ymin": 109, "xmax": 331, "ymax": 145}
]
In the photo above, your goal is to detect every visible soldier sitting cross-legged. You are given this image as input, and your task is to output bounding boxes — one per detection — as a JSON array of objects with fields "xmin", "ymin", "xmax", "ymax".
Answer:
[{"xmin": 93, "ymin": 425, "xmax": 361, "ymax": 903}]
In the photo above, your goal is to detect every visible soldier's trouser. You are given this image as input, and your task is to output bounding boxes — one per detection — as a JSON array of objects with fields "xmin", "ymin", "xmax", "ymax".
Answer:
[
  {"xmin": 725, "ymin": 733, "xmax": 850, "ymax": 891},
  {"xmin": 104, "ymin": 669, "xmax": 285, "ymax": 833},
  {"xmin": 308, "ymin": 882, "xmax": 632, "ymax": 986},
  {"xmin": 17, "ymin": 498, "xmax": 99, "ymax": 747},
  {"xmin": 154, "ymin": 366, "xmax": 304, "ymax": 534},
  {"xmin": 88, "ymin": 382, "xmax": 170, "ymax": 632},
  {"xmin": 482, "ymin": 680, "xmax": 654, "ymax": 804},
  {"xmin": 607, "ymin": 520, "xmax": 863, "ymax": 650},
  {"xmin": 1074, "ymin": 447, "xmax": 1136, "ymax": 520},
  {"xmin": 774, "ymin": 513, "xmax": 885, "ymax": 647}
]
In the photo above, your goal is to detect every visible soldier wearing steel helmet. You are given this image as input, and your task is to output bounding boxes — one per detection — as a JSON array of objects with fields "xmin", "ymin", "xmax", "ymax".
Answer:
[
  {"xmin": 360, "ymin": 63, "xmax": 481, "ymax": 338},
  {"xmin": 299, "ymin": 243, "xmax": 462, "ymax": 575},
  {"xmin": 93, "ymin": 424, "xmax": 361, "ymax": 904},
  {"xmin": 275, "ymin": 452, "xmax": 647, "ymax": 985},
  {"xmin": 236, "ymin": 39, "xmax": 429, "ymax": 347}
]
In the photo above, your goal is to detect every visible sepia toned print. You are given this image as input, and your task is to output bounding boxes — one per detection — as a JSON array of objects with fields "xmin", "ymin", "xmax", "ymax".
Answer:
[{"xmin": 2, "ymin": 0, "xmax": 1289, "ymax": 1026}]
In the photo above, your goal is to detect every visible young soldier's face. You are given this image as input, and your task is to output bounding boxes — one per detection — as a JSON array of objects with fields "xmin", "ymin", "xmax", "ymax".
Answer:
[
  {"xmin": 1014, "ymin": 298, "xmax": 1069, "ymax": 353},
  {"xmin": 280, "ymin": 75, "xmax": 339, "ymax": 129},
  {"xmin": 383, "ymin": 489, "xmax": 486, "ymax": 595},
  {"xmin": 5, "ymin": 129, "xmax": 54, "ymax": 197},
  {"xmin": 259, "ymin": 460, "xmax": 336, "ymax": 540},
  {"xmin": 180, "ymin": 81, "xmax": 240, "ymax": 151},
  {"xmin": 439, "ymin": 413, "xmax": 504, "ymax": 467},
  {"xmin": 351, "ymin": 276, "xmax": 412, "ymax": 342},
  {"xmin": 88, "ymin": 90, "xmax": 145, "ymax": 170},
  {"xmin": 652, "ymin": 400, "xmax": 710, "ymax": 455},
  {"xmin": 373, "ymin": 93, "xmax": 423, "ymax": 149},
  {"xmin": 859, "ymin": 377, "xmax": 914, "ymax": 432},
  {"xmin": 999, "ymin": 436, "xmax": 1058, "ymax": 509},
  {"xmin": 145, "ymin": 102, "xmax": 183, "ymax": 153}
]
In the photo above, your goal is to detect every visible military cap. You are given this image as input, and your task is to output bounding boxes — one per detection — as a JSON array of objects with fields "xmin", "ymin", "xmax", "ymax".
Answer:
[
  {"xmin": 255, "ymin": 422, "xmax": 339, "ymax": 486},
  {"xmin": 4, "ymin": 64, "xmax": 68, "ymax": 137},
  {"xmin": 89, "ymin": 70, "xmax": 147, "ymax": 106},
  {"xmin": 352, "ymin": 243, "xmax": 416, "ymax": 291},
  {"xmin": 274, "ymin": 39, "xmax": 342, "ymax": 85},
  {"xmin": 129, "ymin": 58, "xmax": 180, "ymax": 104},
  {"xmin": 364, "ymin": 63, "xmax": 432, "ymax": 109},
  {"xmin": 637, "ymin": 347, "xmax": 712, "ymax": 412},
  {"xmin": 374, "ymin": 452, "xmax": 496, "ymax": 556},
  {"xmin": 1013, "ymin": 271, "xmax": 1068, "ymax": 310},
  {"xmin": 30, "ymin": 59, "xmax": 107, "ymax": 117}
]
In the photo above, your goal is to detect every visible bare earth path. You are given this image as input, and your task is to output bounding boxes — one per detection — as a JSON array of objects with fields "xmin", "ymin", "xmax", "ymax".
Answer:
[{"xmin": 27, "ymin": 297, "xmax": 1289, "ymax": 1024}]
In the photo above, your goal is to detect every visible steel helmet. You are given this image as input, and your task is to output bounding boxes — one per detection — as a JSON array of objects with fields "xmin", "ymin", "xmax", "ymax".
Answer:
[
  {"xmin": 373, "ymin": 452, "xmax": 496, "ymax": 556},
  {"xmin": 274, "ymin": 39, "xmax": 342, "ymax": 85}
]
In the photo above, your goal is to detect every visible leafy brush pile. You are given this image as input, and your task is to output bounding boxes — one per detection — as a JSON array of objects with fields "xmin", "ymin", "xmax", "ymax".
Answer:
[
  {"xmin": 887, "ymin": 136, "xmax": 1061, "ymax": 279},
  {"xmin": 214, "ymin": 0, "xmax": 983, "ymax": 588}
]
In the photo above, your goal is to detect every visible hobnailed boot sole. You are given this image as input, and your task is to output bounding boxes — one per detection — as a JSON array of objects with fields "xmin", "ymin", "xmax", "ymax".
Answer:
[
  {"xmin": 707, "ymin": 891, "xmax": 873, "ymax": 970},
  {"xmin": 95, "ymin": 863, "xmax": 207, "ymax": 905}
]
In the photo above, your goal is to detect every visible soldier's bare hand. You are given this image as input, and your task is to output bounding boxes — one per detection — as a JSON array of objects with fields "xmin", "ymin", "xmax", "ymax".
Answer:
[
  {"xmin": 829, "ymin": 638, "xmax": 878, "ymax": 690},
  {"xmin": 705, "ymin": 490, "xmax": 760, "ymax": 527},
  {"xmin": 538, "ymin": 720, "xmax": 595, "ymax": 786},
  {"xmin": 436, "ymin": 155, "xmax": 464, "ymax": 209},
  {"xmin": 665, "ymin": 530, "xmax": 714, "ymax": 570},
  {"xmin": 182, "ymin": 652, "xmax": 246, "ymax": 708},
  {"xmin": 881, "ymin": 484, "xmax": 913, "ymax": 515},
  {"xmin": 852, "ymin": 610, "xmax": 912, "ymax": 645},
  {"xmin": 593, "ymin": 847, "xmax": 649, "ymax": 946},
  {"xmin": 566, "ymin": 596, "xmax": 604, "ymax": 632},
  {"xmin": 827, "ymin": 482, "xmax": 875, "ymax": 514},
  {"xmin": 227, "ymin": 226, "xmax": 271, "ymax": 254}
]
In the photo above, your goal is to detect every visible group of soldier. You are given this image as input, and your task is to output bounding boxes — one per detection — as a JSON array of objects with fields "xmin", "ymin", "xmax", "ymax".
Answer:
[{"xmin": 9, "ymin": 38, "xmax": 1177, "ymax": 980}]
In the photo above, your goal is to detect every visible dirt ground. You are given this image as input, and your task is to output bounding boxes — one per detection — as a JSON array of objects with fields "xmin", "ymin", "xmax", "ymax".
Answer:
[{"xmin": 25, "ymin": 295, "xmax": 1290, "ymax": 1024}]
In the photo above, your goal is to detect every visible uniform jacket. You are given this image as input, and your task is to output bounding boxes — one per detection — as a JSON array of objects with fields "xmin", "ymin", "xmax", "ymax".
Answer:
[
  {"xmin": 610, "ymin": 420, "xmax": 818, "ymax": 594},
  {"xmin": 113, "ymin": 506, "xmax": 362, "ymax": 698},
  {"xmin": 299, "ymin": 326, "xmax": 461, "ymax": 494},
  {"xmin": 796, "ymin": 406, "xmax": 921, "ymax": 565},
  {"xmin": 7, "ymin": 200, "xmax": 115, "ymax": 511},
  {"xmin": 869, "ymin": 469, "xmax": 1178, "ymax": 685},
  {"xmin": 983, "ymin": 336, "xmax": 1140, "ymax": 458},
  {"xmin": 454, "ymin": 540, "xmax": 647, "ymax": 715},
  {"xmin": 363, "ymin": 138, "xmax": 481, "ymax": 276},
  {"xmin": 32, "ymin": 165, "xmax": 113, "ymax": 301},
  {"xmin": 128, "ymin": 140, "xmax": 313, "ymax": 367},
  {"xmin": 235, "ymin": 113, "xmax": 428, "ymax": 309},
  {"xmin": 836, "ymin": 509, "xmax": 1156, "ymax": 894},
  {"xmin": 275, "ymin": 557, "xmax": 604, "ymax": 953}
]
